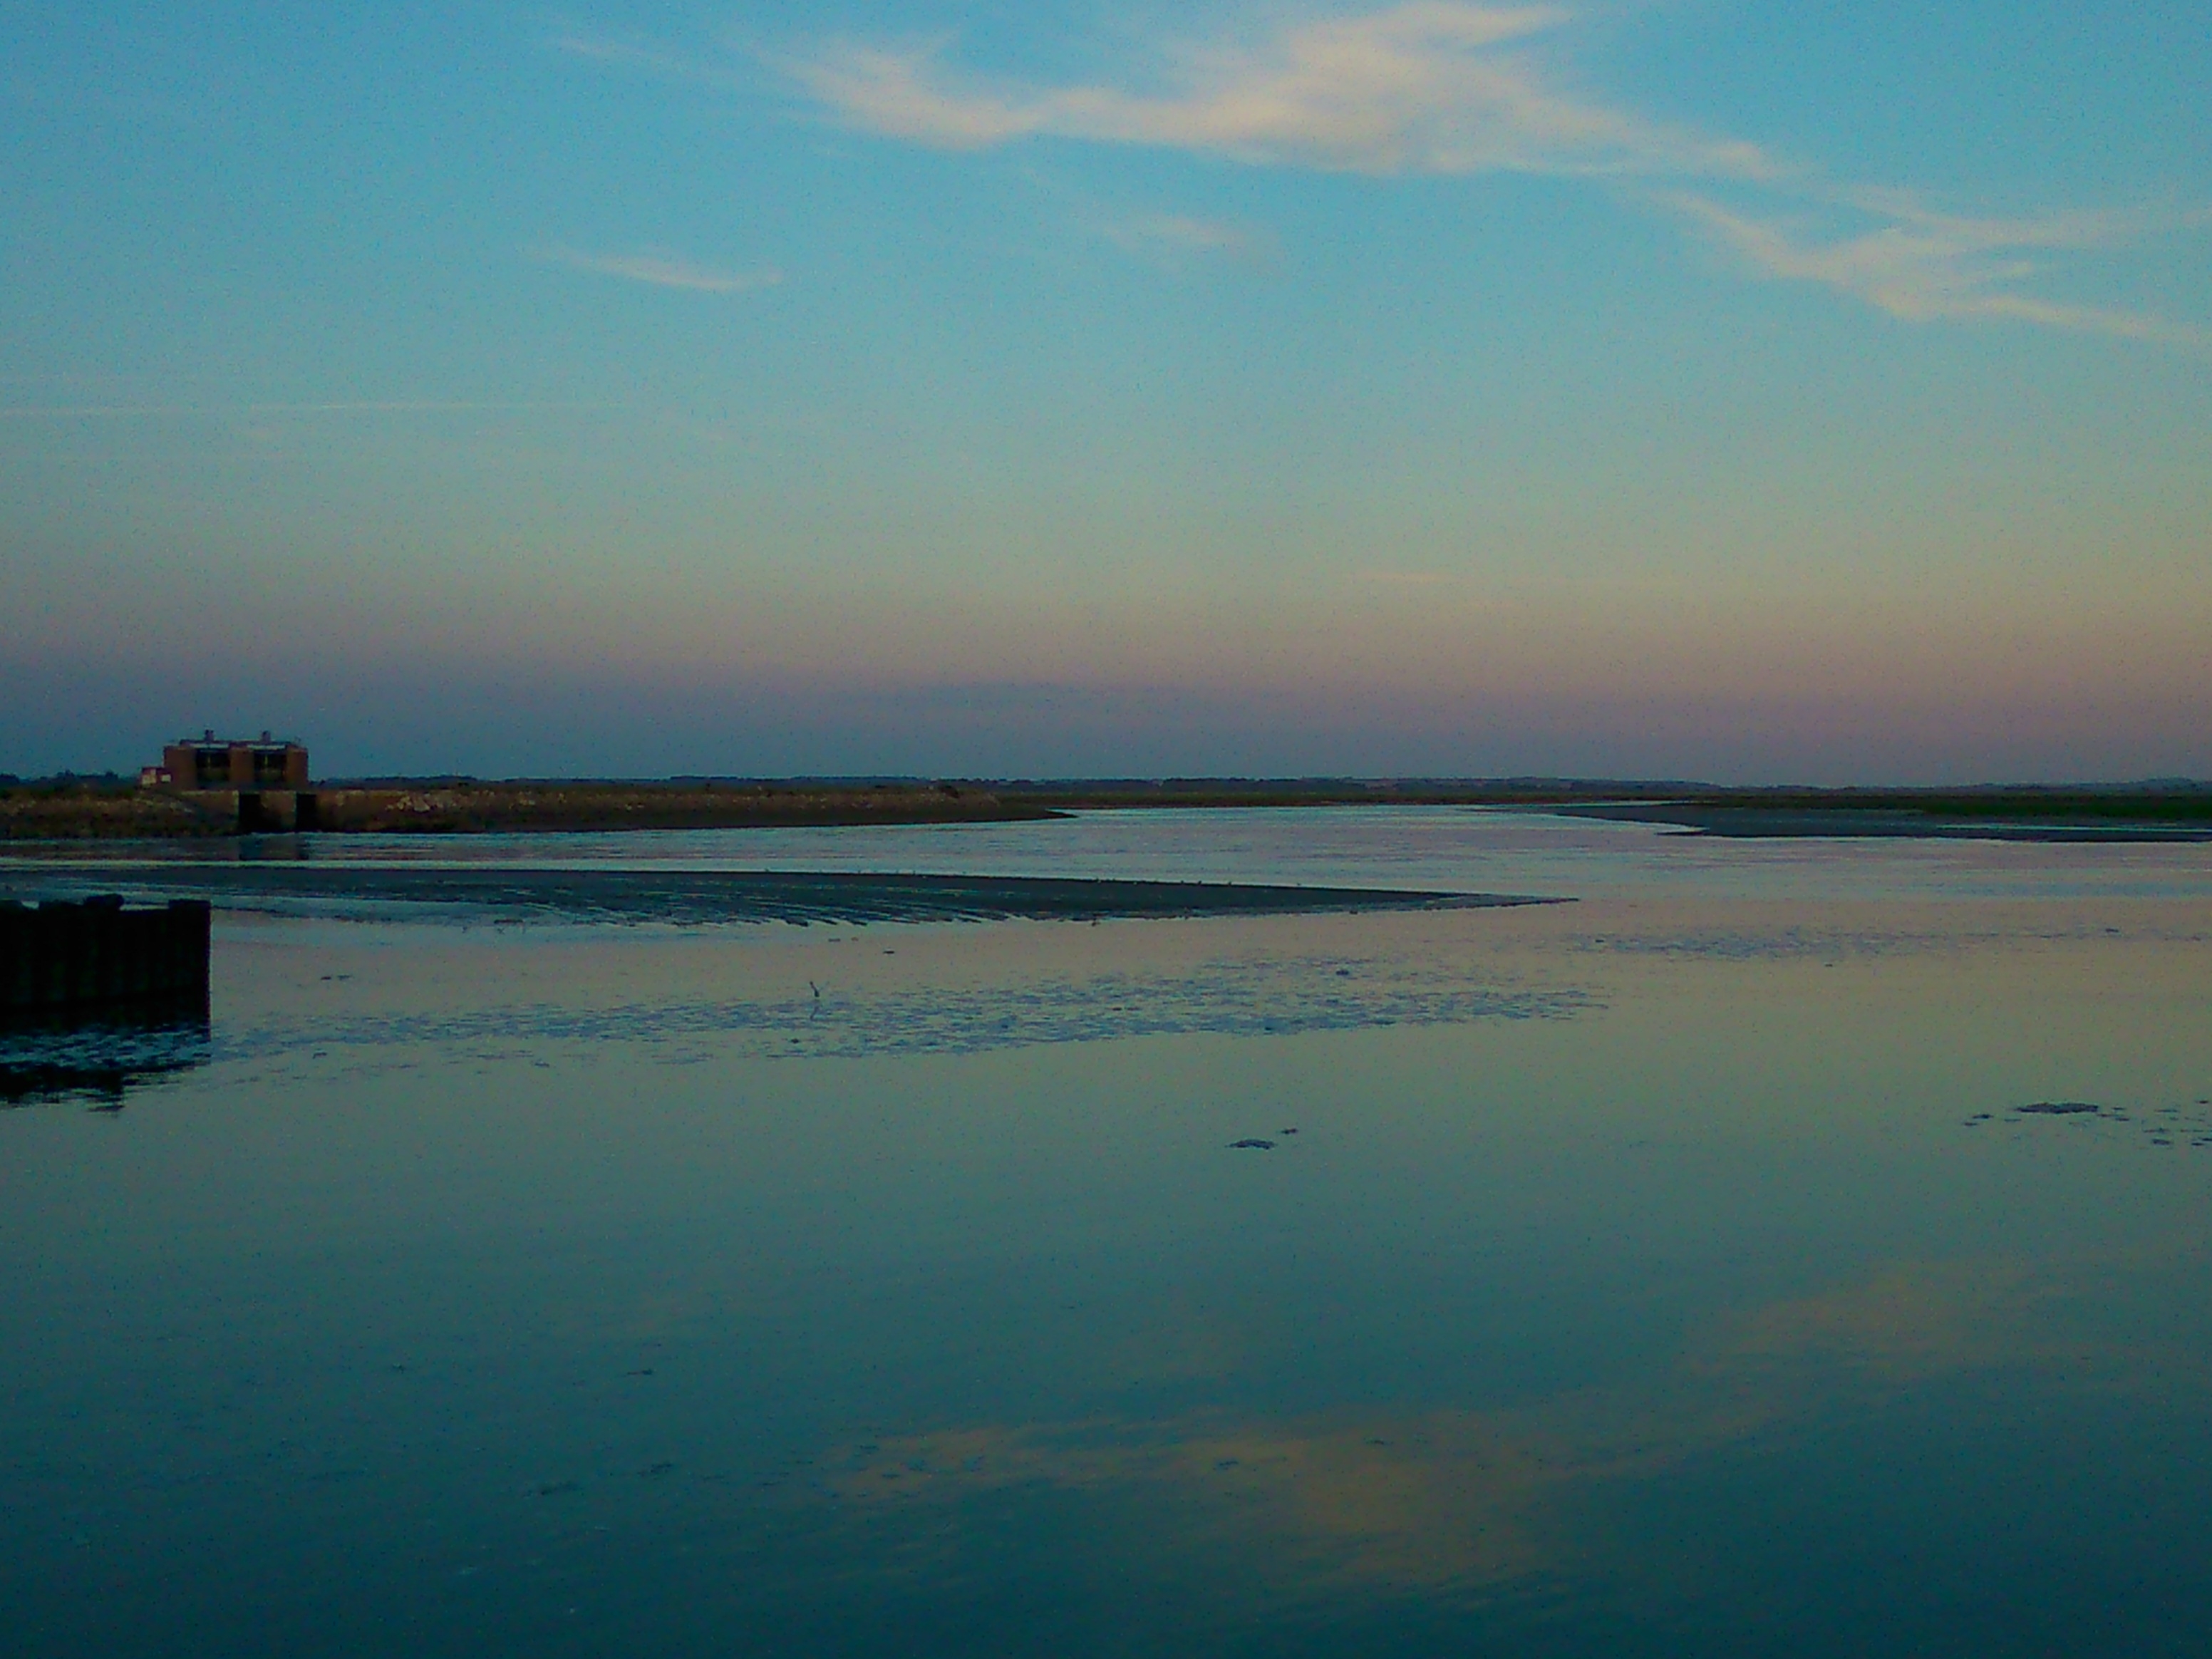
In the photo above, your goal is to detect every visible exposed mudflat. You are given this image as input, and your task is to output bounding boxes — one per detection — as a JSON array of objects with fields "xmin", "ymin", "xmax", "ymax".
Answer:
[
  {"xmin": 1554, "ymin": 804, "xmax": 2212, "ymax": 842},
  {"xmin": 0, "ymin": 864, "xmax": 1551, "ymax": 925}
]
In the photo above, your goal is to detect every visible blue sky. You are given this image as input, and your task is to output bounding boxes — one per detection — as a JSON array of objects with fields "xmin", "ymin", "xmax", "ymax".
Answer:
[{"xmin": 4, "ymin": 2, "xmax": 2207, "ymax": 780}]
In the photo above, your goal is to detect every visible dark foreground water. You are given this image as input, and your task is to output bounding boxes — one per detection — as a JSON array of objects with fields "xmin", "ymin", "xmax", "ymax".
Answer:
[{"xmin": 4, "ymin": 811, "xmax": 2211, "ymax": 1655}]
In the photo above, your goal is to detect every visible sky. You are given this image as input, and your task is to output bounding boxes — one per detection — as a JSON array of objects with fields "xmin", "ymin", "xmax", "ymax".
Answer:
[{"xmin": 3, "ymin": 1, "xmax": 2208, "ymax": 782}]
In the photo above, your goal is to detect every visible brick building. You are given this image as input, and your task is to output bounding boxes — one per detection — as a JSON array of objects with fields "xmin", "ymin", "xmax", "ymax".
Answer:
[{"xmin": 155, "ymin": 731, "xmax": 310, "ymax": 790}]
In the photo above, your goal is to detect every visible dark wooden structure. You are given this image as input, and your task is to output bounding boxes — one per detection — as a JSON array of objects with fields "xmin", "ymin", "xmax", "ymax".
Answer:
[{"xmin": 1, "ymin": 896, "xmax": 212, "ymax": 1013}]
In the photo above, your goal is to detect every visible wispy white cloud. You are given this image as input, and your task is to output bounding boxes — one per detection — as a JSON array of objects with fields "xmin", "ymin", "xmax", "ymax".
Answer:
[
  {"xmin": 759, "ymin": 3, "xmax": 2203, "ymax": 348},
  {"xmin": 544, "ymin": 247, "xmax": 783, "ymax": 294},
  {"xmin": 1668, "ymin": 194, "xmax": 2210, "ymax": 347},
  {"xmin": 548, "ymin": 32, "xmax": 745, "ymax": 93},
  {"xmin": 1097, "ymin": 212, "xmax": 1275, "ymax": 267},
  {"xmin": 782, "ymin": 6, "xmax": 1777, "ymax": 180}
]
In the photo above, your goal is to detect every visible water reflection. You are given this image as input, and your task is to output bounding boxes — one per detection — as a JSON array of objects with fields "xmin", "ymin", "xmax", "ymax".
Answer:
[
  {"xmin": 1, "ymin": 840, "xmax": 2206, "ymax": 1656},
  {"xmin": 788, "ymin": 1249, "xmax": 2207, "ymax": 1611},
  {"xmin": 0, "ymin": 1001, "xmax": 212, "ymax": 1108}
]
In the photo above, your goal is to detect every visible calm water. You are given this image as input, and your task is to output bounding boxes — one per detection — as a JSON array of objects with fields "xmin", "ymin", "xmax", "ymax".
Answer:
[{"xmin": 5, "ymin": 810, "xmax": 2211, "ymax": 1655}]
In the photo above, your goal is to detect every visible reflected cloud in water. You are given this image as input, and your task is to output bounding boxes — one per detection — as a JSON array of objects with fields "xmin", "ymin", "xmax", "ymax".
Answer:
[{"xmin": 785, "ymin": 1252, "xmax": 2208, "ymax": 1609}]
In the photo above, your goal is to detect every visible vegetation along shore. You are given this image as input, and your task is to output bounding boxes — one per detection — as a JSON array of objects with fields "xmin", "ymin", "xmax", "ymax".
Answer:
[{"xmin": 2, "ymin": 774, "xmax": 2207, "ymax": 842}]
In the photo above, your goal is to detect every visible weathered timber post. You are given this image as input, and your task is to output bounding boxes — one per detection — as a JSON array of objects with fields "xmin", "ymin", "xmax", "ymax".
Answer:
[{"xmin": 0, "ymin": 898, "xmax": 212, "ymax": 1013}]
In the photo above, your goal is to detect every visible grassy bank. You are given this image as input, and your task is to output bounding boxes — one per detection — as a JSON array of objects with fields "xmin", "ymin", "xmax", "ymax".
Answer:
[
  {"xmin": 5, "ymin": 775, "xmax": 2206, "ymax": 841},
  {"xmin": 0, "ymin": 779, "xmax": 1053, "ymax": 839},
  {"xmin": 990, "ymin": 779, "xmax": 2212, "ymax": 827}
]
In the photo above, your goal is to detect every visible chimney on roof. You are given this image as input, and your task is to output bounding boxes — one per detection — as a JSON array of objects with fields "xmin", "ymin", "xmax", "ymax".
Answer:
[
  {"xmin": 204, "ymin": 728, "xmax": 215, "ymax": 743},
  {"xmin": 261, "ymin": 730, "xmax": 272, "ymax": 743}
]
